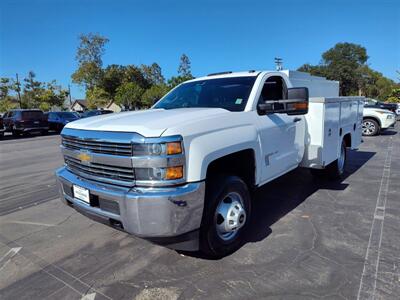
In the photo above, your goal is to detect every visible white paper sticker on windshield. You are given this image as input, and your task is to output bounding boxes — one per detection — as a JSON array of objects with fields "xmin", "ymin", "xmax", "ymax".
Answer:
[{"xmin": 235, "ymin": 98, "xmax": 243, "ymax": 105}]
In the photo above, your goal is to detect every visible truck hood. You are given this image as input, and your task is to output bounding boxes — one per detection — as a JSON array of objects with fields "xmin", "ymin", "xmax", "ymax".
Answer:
[
  {"xmin": 65, "ymin": 108, "xmax": 231, "ymax": 137},
  {"xmin": 363, "ymin": 107, "xmax": 394, "ymax": 114}
]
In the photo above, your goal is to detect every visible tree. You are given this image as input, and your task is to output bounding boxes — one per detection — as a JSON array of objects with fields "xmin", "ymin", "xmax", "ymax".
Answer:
[
  {"xmin": 86, "ymin": 86, "xmax": 110, "ymax": 109},
  {"xmin": 386, "ymin": 88, "xmax": 400, "ymax": 103},
  {"xmin": 0, "ymin": 78, "xmax": 17, "ymax": 112},
  {"xmin": 0, "ymin": 78, "xmax": 10, "ymax": 99},
  {"xmin": 115, "ymin": 82, "xmax": 144, "ymax": 110},
  {"xmin": 298, "ymin": 43, "xmax": 368, "ymax": 95},
  {"xmin": 297, "ymin": 43, "xmax": 397, "ymax": 99},
  {"xmin": 22, "ymin": 71, "xmax": 44, "ymax": 108},
  {"xmin": 123, "ymin": 65, "xmax": 149, "ymax": 88},
  {"xmin": 178, "ymin": 54, "xmax": 192, "ymax": 78},
  {"xmin": 100, "ymin": 64, "xmax": 125, "ymax": 99},
  {"xmin": 167, "ymin": 54, "xmax": 194, "ymax": 88},
  {"xmin": 71, "ymin": 33, "xmax": 109, "ymax": 90},
  {"xmin": 141, "ymin": 84, "xmax": 169, "ymax": 107},
  {"xmin": 40, "ymin": 81, "xmax": 69, "ymax": 109},
  {"xmin": 140, "ymin": 63, "xmax": 164, "ymax": 85}
]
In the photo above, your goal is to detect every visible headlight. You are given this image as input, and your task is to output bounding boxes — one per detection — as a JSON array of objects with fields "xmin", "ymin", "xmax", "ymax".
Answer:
[
  {"xmin": 386, "ymin": 114, "xmax": 394, "ymax": 119},
  {"xmin": 132, "ymin": 138, "xmax": 185, "ymax": 185},
  {"xmin": 132, "ymin": 141, "xmax": 182, "ymax": 156},
  {"xmin": 135, "ymin": 166, "xmax": 184, "ymax": 181}
]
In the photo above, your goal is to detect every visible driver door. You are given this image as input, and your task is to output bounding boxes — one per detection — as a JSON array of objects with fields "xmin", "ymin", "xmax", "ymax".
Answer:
[{"xmin": 256, "ymin": 76, "xmax": 304, "ymax": 183}]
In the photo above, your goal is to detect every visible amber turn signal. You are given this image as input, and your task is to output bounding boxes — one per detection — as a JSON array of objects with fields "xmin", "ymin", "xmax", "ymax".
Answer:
[
  {"xmin": 165, "ymin": 166, "xmax": 183, "ymax": 180},
  {"xmin": 166, "ymin": 142, "xmax": 182, "ymax": 155},
  {"xmin": 293, "ymin": 102, "xmax": 308, "ymax": 110}
]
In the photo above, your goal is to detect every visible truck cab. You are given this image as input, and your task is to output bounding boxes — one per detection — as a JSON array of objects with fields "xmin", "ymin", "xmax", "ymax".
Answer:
[{"xmin": 56, "ymin": 70, "xmax": 363, "ymax": 257}]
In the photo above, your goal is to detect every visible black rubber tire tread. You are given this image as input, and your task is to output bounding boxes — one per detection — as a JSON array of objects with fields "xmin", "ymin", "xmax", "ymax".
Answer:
[{"xmin": 199, "ymin": 175, "xmax": 251, "ymax": 258}]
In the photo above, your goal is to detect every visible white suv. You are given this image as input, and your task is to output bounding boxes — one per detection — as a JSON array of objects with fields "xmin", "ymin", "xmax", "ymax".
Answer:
[{"xmin": 362, "ymin": 107, "xmax": 396, "ymax": 136}]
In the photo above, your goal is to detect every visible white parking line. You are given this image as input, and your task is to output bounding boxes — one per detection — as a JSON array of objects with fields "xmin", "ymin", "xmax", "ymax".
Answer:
[
  {"xmin": 357, "ymin": 137, "xmax": 393, "ymax": 300},
  {"xmin": 0, "ymin": 247, "xmax": 22, "ymax": 271}
]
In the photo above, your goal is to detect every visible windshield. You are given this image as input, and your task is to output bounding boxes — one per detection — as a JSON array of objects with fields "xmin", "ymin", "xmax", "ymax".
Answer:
[
  {"xmin": 154, "ymin": 76, "xmax": 257, "ymax": 111},
  {"xmin": 21, "ymin": 111, "xmax": 43, "ymax": 119},
  {"xmin": 57, "ymin": 112, "xmax": 79, "ymax": 119}
]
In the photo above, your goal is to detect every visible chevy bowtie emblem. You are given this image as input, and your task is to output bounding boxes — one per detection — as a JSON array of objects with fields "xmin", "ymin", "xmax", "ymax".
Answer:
[{"xmin": 78, "ymin": 152, "xmax": 91, "ymax": 163}]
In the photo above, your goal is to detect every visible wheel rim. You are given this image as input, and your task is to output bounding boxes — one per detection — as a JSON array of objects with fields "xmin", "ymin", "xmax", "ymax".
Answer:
[
  {"xmin": 214, "ymin": 192, "xmax": 247, "ymax": 241},
  {"xmin": 362, "ymin": 121, "xmax": 375, "ymax": 135},
  {"xmin": 338, "ymin": 143, "xmax": 345, "ymax": 173}
]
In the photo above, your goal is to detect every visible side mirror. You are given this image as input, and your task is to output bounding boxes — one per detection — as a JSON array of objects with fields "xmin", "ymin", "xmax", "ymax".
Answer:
[{"xmin": 257, "ymin": 87, "xmax": 309, "ymax": 115}]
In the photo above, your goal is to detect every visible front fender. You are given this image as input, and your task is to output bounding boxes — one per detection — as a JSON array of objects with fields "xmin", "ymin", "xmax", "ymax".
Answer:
[{"xmin": 184, "ymin": 125, "xmax": 261, "ymax": 183}]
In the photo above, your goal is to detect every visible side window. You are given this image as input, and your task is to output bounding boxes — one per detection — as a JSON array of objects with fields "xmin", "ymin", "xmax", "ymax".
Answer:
[{"xmin": 259, "ymin": 76, "xmax": 287, "ymax": 104}]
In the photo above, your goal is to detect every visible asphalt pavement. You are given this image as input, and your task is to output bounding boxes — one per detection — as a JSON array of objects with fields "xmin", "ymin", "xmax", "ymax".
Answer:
[{"xmin": 0, "ymin": 125, "xmax": 399, "ymax": 300}]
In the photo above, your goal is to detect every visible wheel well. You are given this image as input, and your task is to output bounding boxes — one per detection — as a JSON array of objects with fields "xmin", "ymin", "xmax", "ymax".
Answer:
[
  {"xmin": 206, "ymin": 149, "xmax": 256, "ymax": 189},
  {"xmin": 363, "ymin": 116, "xmax": 381, "ymax": 127},
  {"xmin": 343, "ymin": 133, "xmax": 351, "ymax": 148}
]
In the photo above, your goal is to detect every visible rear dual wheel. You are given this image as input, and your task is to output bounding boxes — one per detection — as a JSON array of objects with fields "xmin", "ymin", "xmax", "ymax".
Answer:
[
  {"xmin": 200, "ymin": 175, "xmax": 251, "ymax": 258},
  {"xmin": 310, "ymin": 139, "xmax": 347, "ymax": 180}
]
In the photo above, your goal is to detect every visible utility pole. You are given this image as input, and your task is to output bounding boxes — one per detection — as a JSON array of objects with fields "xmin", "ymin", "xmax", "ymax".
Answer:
[
  {"xmin": 15, "ymin": 73, "xmax": 22, "ymax": 108},
  {"xmin": 274, "ymin": 57, "xmax": 283, "ymax": 71},
  {"xmin": 68, "ymin": 84, "xmax": 72, "ymax": 107}
]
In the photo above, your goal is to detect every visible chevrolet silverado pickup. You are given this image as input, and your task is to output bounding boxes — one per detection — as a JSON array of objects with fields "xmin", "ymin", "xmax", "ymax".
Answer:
[{"xmin": 56, "ymin": 70, "xmax": 364, "ymax": 257}]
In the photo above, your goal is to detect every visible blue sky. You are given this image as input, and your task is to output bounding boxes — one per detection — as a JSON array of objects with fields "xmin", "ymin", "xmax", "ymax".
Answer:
[{"xmin": 1, "ymin": 0, "xmax": 399, "ymax": 99}]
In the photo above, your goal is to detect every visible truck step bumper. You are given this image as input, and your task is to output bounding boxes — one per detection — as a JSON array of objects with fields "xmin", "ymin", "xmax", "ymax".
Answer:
[{"xmin": 56, "ymin": 167, "xmax": 205, "ymax": 250}]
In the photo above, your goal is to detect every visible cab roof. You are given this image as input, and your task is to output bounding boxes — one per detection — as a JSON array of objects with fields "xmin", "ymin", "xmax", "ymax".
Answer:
[{"xmin": 188, "ymin": 70, "xmax": 275, "ymax": 82}]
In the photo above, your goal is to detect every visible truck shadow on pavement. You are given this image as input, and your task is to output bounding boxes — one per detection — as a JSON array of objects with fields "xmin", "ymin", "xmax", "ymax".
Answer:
[{"xmin": 244, "ymin": 149, "xmax": 375, "ymax": 248}]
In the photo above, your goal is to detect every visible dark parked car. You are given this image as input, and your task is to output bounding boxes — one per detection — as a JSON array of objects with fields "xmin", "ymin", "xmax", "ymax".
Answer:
[
  {"xmin": 0, "ymin": 115, "xmax": 5, "ymax": 137},
  {"xmin": 80, "ymin": 109, "xmax": 113, "ymax": 118},
  {"xmin": 46, "ymin": 111, "xmax": 80, "ymax": 132},
  {"xmin": 3, "ymin": 109, "xmax": 49, "ymax": 136},
  {"xmin": 364, "ymin": 99, "xmax": 397, "ymax": 114}
]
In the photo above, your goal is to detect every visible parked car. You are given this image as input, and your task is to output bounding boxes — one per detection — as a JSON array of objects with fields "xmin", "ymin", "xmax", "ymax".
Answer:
[
  {"xmin": 46, "ymin": 111, "xmax": 80, "ymax": 132},
  {"xmin": 364, "ymin": 98, "xmax": 397, "ymax": 114},
  {"xmin": 0, "ymin": 115, "xmax": 5, "ymax": 137},
  {"xmin": 80, "ymin": 110, "xmax": 113, "ymax": 118},
  {"xmin": 56, "ymin": 70, "xmax": 364, "ymax": 257},
  {"xmin": 362, "ymin": 107, "xmax": 396, "ymax": 136},
  {"xmin": 3, "ymin": 109, "xmax": 49, "ymax": 136}
]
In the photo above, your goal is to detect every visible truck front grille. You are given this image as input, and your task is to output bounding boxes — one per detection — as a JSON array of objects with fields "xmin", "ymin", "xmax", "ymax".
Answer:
[
  {"xmin": 64, "ymin": 156, "xmax": 134, "ymax": 187},
  {"xmin": 62, "ymin": 136, "xmax": 132, "ymax": 156}
]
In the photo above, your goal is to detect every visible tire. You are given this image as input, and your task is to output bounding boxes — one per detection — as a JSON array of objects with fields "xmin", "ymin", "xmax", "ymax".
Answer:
[
  {"xmin": 12, "ymin": 130, "xmax": 20, "ymax": 137},
  {"xmin": 310, "ymin": 139, "xmax": 347, "ymax": 180},
  {"xmin": 41, "ymin": 129, "xmax": 48, "ymax": 136},
  {"xmin": 362, "ymin": 118, "xmax": 380, "ymax": 136},
  {"xmin": 200, "ymin": 175, "xmax": 251, "ymax": 258}
]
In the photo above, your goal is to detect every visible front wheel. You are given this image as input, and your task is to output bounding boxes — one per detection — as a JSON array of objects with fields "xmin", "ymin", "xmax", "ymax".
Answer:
[
  {"xmin": 362, "ymin": 118, "xmax": 380, "ymax": 136},
  {"xmin": 200, "ymin": 175, "xmax": 251, "ymax": 258}
]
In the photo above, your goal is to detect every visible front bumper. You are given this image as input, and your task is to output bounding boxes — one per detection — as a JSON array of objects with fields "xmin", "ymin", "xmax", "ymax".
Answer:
[
  {"xmin": 15, "ymin": 126, "xmax": 49, "ymax": 132},
  {"xmin": 382, "ymin": 117, "xmax": 396, "ymax": 129},
  {"xmin": 56, "ymin": 167, "xmax": 205, "ymax": 249}
]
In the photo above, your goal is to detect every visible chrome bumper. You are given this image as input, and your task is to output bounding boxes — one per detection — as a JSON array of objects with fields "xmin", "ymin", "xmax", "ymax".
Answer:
[
  {"xmin": 20, "ymin": 126, "xmax": 49, "ymax": 132},
  {"xmin": 56, "ymin": 167, "xmax": 205, "ymax": 239}
]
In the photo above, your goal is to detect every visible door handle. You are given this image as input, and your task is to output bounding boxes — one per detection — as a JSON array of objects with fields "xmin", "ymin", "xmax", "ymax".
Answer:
[{"xmin": 293, "ymin": 117, "xmax": 302, "ymax": 123}]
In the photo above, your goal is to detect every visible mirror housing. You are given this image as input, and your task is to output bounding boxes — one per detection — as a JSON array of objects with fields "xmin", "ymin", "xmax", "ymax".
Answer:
[{"xmin": 257, "ymin": 87, "xmax": 309, "ymax": 115}]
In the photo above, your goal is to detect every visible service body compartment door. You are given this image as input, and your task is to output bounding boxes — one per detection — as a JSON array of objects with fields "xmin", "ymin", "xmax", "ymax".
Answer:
[{"xmin": 322, "ymin": 102, "xmax": 340, "ymax": 166}]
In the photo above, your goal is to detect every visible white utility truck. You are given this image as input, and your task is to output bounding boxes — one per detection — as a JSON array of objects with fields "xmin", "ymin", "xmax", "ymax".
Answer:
[{"xmin": 56, "ymin": 70, "xmax": 363, "ymax": 257}]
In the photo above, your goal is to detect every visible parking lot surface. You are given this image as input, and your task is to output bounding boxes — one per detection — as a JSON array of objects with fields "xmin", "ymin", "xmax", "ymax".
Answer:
[{"xmin": 0, "ymin": 126, "xmax": 399, "ymax": 300}]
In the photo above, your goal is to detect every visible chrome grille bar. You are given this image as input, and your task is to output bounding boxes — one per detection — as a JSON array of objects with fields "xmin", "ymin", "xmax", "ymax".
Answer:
[
  {"xmin": 65, "ymin": 157, "xmax": 134, "ymax": 187},
  {"xmin": 62, "ymin": 136, "xmax": 132, "ymax": 156}
]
